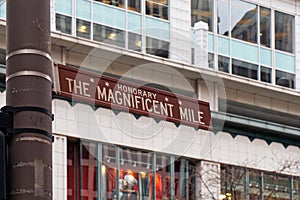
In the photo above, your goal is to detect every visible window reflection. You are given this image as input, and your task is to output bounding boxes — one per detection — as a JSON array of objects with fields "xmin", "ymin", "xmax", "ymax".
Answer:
[
  {"xmin": 231, "ymin": 0, "xmax": 257, "ymax": 43},
  {"xmin": 191, "ymin": 0, "xmax": 214, "ymax": 31},
  {"xmin": 263, "ymin": 173, "xmax": 290, "ymax": 200},
  {"xmin": 146, "ymin": 37, "xmax": 169, "ymax": 58},
  {"xmin": 128, "ymin": 32, "xmax": 142, "ymax": 52},
  {"xmin": 218, "ymin": 56, "xmax": 230, "ymax": 73},
  {"xmin": 156, "ymin": 154, "xmax": 171, "ymax": 200},
  {"xmin": 93, "ymin": 23, "xmax": 125, "ymax": 48},
  {"xmin": 276, "ymin": 70, "xmax": 295, "ymax": 89},
  {"xmin": 76, "ymin": 19, "xmax": 91, "ymax": 39},
  {"xmin": 293, "ymin": 178, "xmax": 300, "ymax": 200},
  {"xmin": 232, "ymin": 59, "xmax": 258, "ymax": 80},
  {"xmin": 102, "ymin": 145, "xmax": 117, "ymax": 200},
  {"xmin": 275, "ymin": 11, "xmax": 294, "ymax": 53},
  {"xmin": 146, "ymin": 0, "xmax": 168, "ymax": 20},
  {"xmin": 94, "ymin": 0, "xmax": 125, "ymax": 9},
  {"xmin": 217, "ymin": 0, "xmax": 229, "ymax": 35},
  {"xmin": 248, "ymin": 170, "xmax": 260, "ymax": 200},
  {"xmin": 260, "ymin": 66, "xmax": 272, "ymax": 83},
  {"xmin": 128, "ymin": 0, "xmax": 140, "ymax": 12},
  {"xmin": 260, "ymin": 7, "xmax": 271, "ymax": 47},
  {"xmin": 56, "ymin": 14, "xmax": 72, "ymax": 34}
]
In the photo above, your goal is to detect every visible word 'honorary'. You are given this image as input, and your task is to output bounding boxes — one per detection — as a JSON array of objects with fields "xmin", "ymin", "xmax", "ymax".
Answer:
[{"xmin": 56, "ymin": 64, "xmax": 212, "ymax": 130}]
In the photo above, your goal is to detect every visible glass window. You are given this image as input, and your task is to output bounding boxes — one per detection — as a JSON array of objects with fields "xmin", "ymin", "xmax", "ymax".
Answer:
[
  {"xmin": 217, "ymin": 0, "xmax": 229, "ymax": 36},
  {"xmin": 221, "ymin": 165, "xmax": 246, "ymax": 200},
  {"xmin": 218, "ymin": 55, "xmax": 230, "ymax": 73},
  {"xmin": 275, "ymin": 11, "xmax": 294, "ymax": 53},
  {"xmin": 191, "ymin": 0, "xmax": 214, "ymax": 31},
  {"xmin": 128, "ymin": 32, "xmax": 142, "ymax": 52},
  {"xmin": 146, "ymin": 37, "xmax": 169, "ymax": 58},
  {"xmin": 156, "ymin": 154, "xmax": 171, "ymax": 199},
  {"xmin": 231, "ymin": 0, "xmax": 257, "ymax": 44},
  {"xmin": 263, "ymin": 173, "xmax": 290, "ymax": 200},
  {"xmin": 56, "ymin": 14, "xmax": 72, "ymax": 34},
  {"xmin": 276, "ymin": 70, "xmax": 295, "ymax": 89},
  {"xmin": 232, "ymin": 59, "xmax": 258, "ymax": 80},
  {"xmin": 94, "ymin": 0, "xmax": 125, "ymax": 9},
  {"xmin": 260, "ymin": 66, "xmax": 272, "ymax": 83},
  {"xmin": 208, "ymin": 52, "xmax": 214, "ymax": 68},
  {"xmin": 76, "ymin": 19, "xmax": 91, "ymax": 39},
  {"xmin": 260, "ymin": 7, "xmax": 271, "ymax": 47},
  {"xmin": 67, "ymin": 140, "xmax": 79, "ymax": 200},
  {"xmin": 248, "ymin": 170, "xmax": 261, "ymax": 200},
  {"xmin": 81, "ymin": 142, "xmax": 97, "ymax": 200},
  {"xmin": 93, "ymin": 23, "xmax": 125, "ymax": 48},
  {"xmin": 102, "ymin": 144, "xmax": 117, "ymax": 200},
  {"xmin": 293, "ymin": 178, "xmax": 300, "ymax": 200},
  {"xmin": 146, "ymin": 0, "xmax": 168, "ymax": 20},
  {"xmin": 128, "ymin": 0, "xmax": 140, "ymax": 12}
]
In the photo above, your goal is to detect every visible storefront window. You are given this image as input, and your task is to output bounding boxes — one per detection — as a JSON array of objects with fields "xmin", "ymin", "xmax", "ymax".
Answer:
[
  {"xmin": 146, "ymin": 37, "xmax": 169, "ymax": 58},
  {"xmin": 293, "ymin": 178, "xmax": 300, "ymax": 200},
  {"xmin": 248, "ymin": 170, "xmax": 261, "ymax": 200},
  {"xmin": 260, "ymin": 7, "xmax": 271, "ymax": 47},
  {"xmin": 217, "ymin": 0, "xmax": 229, "ymax": 36},
  {"xmin": 102, "ymin": 144, "xmax": 117, "ymax": 200},
  {"xmin": 81, "ymin": 142, "xmax": 97, "ymax": 200},
  {"xmin": 76, "ymin": 19, "xmax": 91, "ymax": 39},
  {"xmin": 56, "ymin": 14, "xmax": 72, "ymax": 34},
  {"xmin": 146, "ymin": 0, "xmax": 168, "ymax": 20},
  {"xmin": 67, "ymin": 140, "xmax": 79, "ymax": 200},
  {"xmin": 94, "ymin": 0, "xmax": 125, "ymax": 9},
  {"xmin": 221, "ymin": 165, "xmax": 246, "ymax": 200},
  {"xmin": 156, "ymin": 154, "xmax": 171, "ymax": 200},
  {"xmin": 231, "ymin": 0, "xmax": 257, "ymax": 44},
  {"xmin": 232, "ymin": 59, "xmax": 258, "ymax": 80},
  {"xmin": 93, "ymin": 23, "xmax": 125, "ymax": 48},
  {"xmin": 263, "ymin": 173, "xmax": 290, "ymax": 200},
  {"xmin": 275, "ymin": 11, "xmax": 294, "ymax": 53},
  {"xmin": 191, "ymin": 0, "xmax": 214, "ymax": 31}
]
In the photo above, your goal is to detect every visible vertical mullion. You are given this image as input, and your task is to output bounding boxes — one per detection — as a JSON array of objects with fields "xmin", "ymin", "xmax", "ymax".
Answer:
[{"xmin": 97, "ymin": 143, "xmax": 103, "ymax": 200}]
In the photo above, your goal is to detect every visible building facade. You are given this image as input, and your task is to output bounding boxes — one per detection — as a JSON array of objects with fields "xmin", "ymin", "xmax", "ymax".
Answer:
[{"xmin": 0, "ymin": 0, "xmax": 300, "ymax": 199}]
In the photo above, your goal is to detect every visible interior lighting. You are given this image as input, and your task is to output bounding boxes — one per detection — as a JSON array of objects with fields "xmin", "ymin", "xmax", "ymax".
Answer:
[
  {"xmin": 133, "ymin": 161, "xmax": 136, "ymax": 167},
  {"xmin": 107, "ymin": 157, "xmax": 111, "ymax": 163},
  {"xmin": 108, "ymin": 33, "xmax": 117, "ymax": 40},
  {"xmin": 121, "ymin": 159, "xmax": 124, "ymax": 165},
  {"xmin": 78, "ymin": 25, "xmax": 87, "ymax": 33}
]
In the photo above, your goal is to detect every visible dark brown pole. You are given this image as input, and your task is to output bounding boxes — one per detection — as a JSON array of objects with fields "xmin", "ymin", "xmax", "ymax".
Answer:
[{"xmin": 6, "ymin": 0, "xmax": 52, "ymax": 199}]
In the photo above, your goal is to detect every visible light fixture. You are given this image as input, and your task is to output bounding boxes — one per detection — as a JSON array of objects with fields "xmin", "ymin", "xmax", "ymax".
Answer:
[
  {"xmin": 133, "ymin": 161, "xmax": 136, "ymax": 167},
  {"xmin": 146, "ymin": 164, "xmax": 150, "ymax": 169},
  {"xmin": 107, "ymin": 157, "xmax": 111, "ymax": 163},
  {"xmin": 108, "ymin": 33, "xmax": 117, "ymax": 40},
  {"xmin": 121, "ymin": 159, "xmax": 124, "ymax": 165},
  {"xmin": 78, "ymin": 25, "xmax": 87, "ymax": 33},
  {"xmin": 135, "ymin": 40, "xmax": 142, "ymax": 47},
  {"xmin": 156, "ymin": 165, "xmax": 159, "ymax": 171}
]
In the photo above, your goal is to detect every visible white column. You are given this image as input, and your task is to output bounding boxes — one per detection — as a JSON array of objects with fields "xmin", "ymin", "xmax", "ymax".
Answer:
[{"xmin": 194, "ymin": 21, "xmax": 209, "ymax": 68}]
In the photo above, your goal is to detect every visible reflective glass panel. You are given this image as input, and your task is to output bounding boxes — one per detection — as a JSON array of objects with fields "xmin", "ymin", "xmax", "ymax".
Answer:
[
  {"xmin": 67, "ymin": 140, "xmax": 79, "ymax": 199},
  {"xmin": 128, "ymin": 32, "xmax": 142, "ymax": 52},
  {"xmin": 56, "ymin": 14, "xmax": 72, "ymax": 34},
  {"xmin": 231, "ymin": 0, "xmax": 257, "ymax": 43},
  {"xmin": 232, "ymin": 59, "xmax": 258, "ymax": 80},
  {"xmin": 276, "ymin": 70, "xmax": 295, "ymax": 89},
  {"xmin": 275, "ymin": 11, "xmax": 294, "ymax": 53},
  {"xmin": 93, "ymin": 23, "xmax": 125, "ymax": 47},
  {"xmin": 260, "ymin": 7, "xmax": 271, "ymax": 47},
  {"xmin": 218, "ymin": 55, "xmax": 230, "ymax": 73},
  {"xmin": 81, "ymin": 142, "xmax": 97, "ymax": 200},
  {"xmin": 156, "ymin": 154, "xmax": 171, "ymax": 199},
  {"xmin": 102, "ymin": 145, "xmax": 117, "ymax": 200},
  {"xmin": 146, "ymin": 37, "xmax": 169, "ymax": 58},
  {"xmin": 217, "ymin": 0, "xmax": 229, "ymax": 35},
  {"xmin": 146, "ymin": 0, "xmax": 168, "ymax": 20},
  {"xmin": 76, "ymin": 19, "xmax": 91, "ymax": 39},
  {"xmin": 293, "ymin": 178, "xmax": 300, "ymax": 200},
  {"xmin": 248, "ymin": 170, "xmax": 261, "ymax": 200},
  {"xmin": 191, "ymin": 0, "xmax": 214, "ymax": 31},
  {"xmin": 263, "ymin": 173, "xmax": 290, "ymax": 200},
  {"xmin": 128, "ymin": 0, "xmax": 140, "ymax": 12},
  {"xmin": 260, "ymin": 66, "xmax": 272, "ymax": 83},
  {"xmin": 94, "ymin": 0, "xmax": 125, "ymax": 9}
]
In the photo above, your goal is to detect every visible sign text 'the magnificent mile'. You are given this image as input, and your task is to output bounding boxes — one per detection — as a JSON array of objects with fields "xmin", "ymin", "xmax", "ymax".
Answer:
[{"xmin": 54, "ymin": 64, "xmax": 212, "ymax": 130}]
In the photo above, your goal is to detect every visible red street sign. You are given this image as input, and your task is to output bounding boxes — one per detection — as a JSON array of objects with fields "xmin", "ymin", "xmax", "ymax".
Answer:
[{"xmin": 54, "ymin": 64, "xmax": 212, "ymax": 130}]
